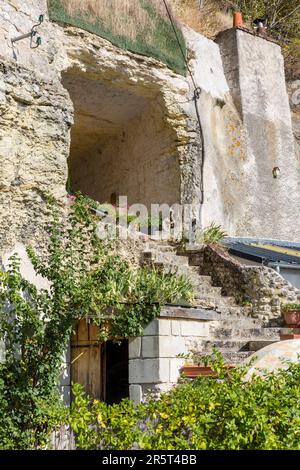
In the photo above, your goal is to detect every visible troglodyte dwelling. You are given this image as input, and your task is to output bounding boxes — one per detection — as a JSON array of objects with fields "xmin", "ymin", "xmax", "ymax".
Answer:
[{"xmin": 0, "ymin": 1, "xmax": 300, "ymax": 405}]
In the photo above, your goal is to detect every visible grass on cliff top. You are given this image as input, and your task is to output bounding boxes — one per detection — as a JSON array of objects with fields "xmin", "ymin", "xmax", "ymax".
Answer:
[{"xmin": 47, "ymin": 0, "xmax": 187, "ymax": 76}]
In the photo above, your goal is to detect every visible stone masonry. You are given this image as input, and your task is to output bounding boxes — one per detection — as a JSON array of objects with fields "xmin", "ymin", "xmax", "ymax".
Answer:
[
  {"xmin": 128, "ymin": 307, "xmax": 216, "ymax": 403},
  {"xmin": 188, "ymin": 244, "xmax": 300, "ymax": 321}
]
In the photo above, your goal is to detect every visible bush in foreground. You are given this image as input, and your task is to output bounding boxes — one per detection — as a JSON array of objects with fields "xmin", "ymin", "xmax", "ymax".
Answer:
[{"xmin": 69, "ymin": 357, "xmax": 300, "ymax": 450}]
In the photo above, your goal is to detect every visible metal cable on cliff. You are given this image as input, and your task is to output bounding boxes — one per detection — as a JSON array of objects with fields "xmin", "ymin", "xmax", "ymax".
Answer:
[{"xmin": 162, "ymin": 0, "xmax": 205, "ymax": 205}]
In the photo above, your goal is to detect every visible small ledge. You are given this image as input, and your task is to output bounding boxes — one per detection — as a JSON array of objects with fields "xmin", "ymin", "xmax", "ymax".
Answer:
[{"xmin": 160, "ymin": 306, "xmax": 220, "ymax": 321}]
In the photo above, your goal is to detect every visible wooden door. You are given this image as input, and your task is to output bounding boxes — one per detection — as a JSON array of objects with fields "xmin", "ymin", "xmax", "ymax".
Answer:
[{"xmin": 71, "ymin": 319, "xmax": 104, "ymax": 400}]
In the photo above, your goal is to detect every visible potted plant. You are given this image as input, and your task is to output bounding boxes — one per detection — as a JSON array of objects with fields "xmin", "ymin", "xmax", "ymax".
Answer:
[
  {"xmin": 281, "ymin": 303, "xmax": 300, "ymax": 327},
  {"xmin": 180, "ymin": 364, "xmax": 235, "ymax": 378}
]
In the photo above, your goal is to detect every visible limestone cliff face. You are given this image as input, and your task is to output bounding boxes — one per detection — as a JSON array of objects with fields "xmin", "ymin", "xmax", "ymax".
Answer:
[
  {"xmin": 0, "ymin": 57, "xmax": 73, "ymax": 252},
  {"xmin": 0, "ymin": 0, "xmax": 299, "ymax": 258}
]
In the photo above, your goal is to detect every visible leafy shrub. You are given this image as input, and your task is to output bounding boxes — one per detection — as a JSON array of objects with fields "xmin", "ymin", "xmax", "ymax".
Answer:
[
  {"xmin": 197, "ymin": 222, "xmax": 228, "ymax": 245},
  {"xmin": 68, "ymin": 354, "xmax": 300, "ymax": 450}
]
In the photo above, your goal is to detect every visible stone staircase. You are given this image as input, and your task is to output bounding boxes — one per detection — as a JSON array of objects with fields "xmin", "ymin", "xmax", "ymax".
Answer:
[
  {"xmin": 142, "ymin": 241, "xmax": 251, "ymax": 316},
  {"xmin": 142, "ymin": 241, "xmax": 281, "ymax": 364},
  {"xmin": 198, "ymin": 318, "xmax": 280, "ymax": 364}
]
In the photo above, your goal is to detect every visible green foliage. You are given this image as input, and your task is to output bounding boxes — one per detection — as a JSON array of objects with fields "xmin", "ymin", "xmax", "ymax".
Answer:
[
  {"xmin": 0, "ymin": 193, "xmax": 193, "ymax": 448},
  {"xmin": 197, "ymin": 222, "xmax": 228, "ymax": 245},
  {"xmin": 47, "ymin": 0, "xmax": 187, "ymax": 75},
  {"xmin": 96, "ymin": 203, "xmax": 139, "ymax": 226},
  {"xmin": 68, "ymin": 354, "xmax": 300, "ymax": 450},
  {"xmin": 0, "ymin": 254, "xmax": 69, "ymax": 449},
  {"xmin": 281, "ymin": 302, "xmax": 300, "ymax": 312}
]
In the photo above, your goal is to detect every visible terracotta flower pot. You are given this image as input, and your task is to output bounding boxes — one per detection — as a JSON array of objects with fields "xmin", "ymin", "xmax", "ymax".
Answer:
[
  {"xmin": 233, "ymin": 12, "xmax": 243, "ymax": 28},
  {"xmin": 283, "ymin": 309, "xmax": 300, "ymax": 327},
  {"xmin": 181, "ymin": 364, "xmax": 235, "ymax": 378}
]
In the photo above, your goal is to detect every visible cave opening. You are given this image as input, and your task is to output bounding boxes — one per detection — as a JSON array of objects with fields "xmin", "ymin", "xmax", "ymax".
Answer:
[{"xmin": 62, "ymin": 70, "xmax": 181, "ymax": 209}]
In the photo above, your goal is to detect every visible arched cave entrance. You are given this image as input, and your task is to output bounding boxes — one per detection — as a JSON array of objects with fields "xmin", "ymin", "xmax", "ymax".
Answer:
[
  {"xmin": 62, "ymin": 69, "xmax": 181, "ymax": 208},
  {"xmin": 63, "ymin": 68, "xmax": 182, "ymax": 403}
]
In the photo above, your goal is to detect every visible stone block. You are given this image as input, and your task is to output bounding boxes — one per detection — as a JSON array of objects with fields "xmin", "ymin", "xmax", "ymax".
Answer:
[
  {"xmin": 129, "ymin": 358, "xmax": 169, "ymax": 383},
  {"xmin": 129, "ymin": 384, "xmax": 142, "ymax": 404},
  {"xmin": 159, "ymin": 336, "xmax": 186, "ymax": 357},
  {"xmin": 142, "ymin": 335, "xmax": 186, "ymax": 358},
  {"xmin": 143, "ymin": 319, "xmax": 159, "ymax": 336},
  {"xmin": 142, "ymin": 336, "xmax": 160, "ymax": 358},
  {"xmin": 143, "ymin": 318, "xmax": 171, "ymax": 336},
  {"xmin": 180, "ymin": 320, "xmax": 209, "ymax": 337},
  {"xmin": 171, "ymin": 320, "xmax": 181, "ymax": 336},
  {"xmin": 129, "ymin": 337, "xmax": 142, "ymax": 358},
  {"xmin": 170, "ymin": 358, "xmax": 185, "ymax": 382}
]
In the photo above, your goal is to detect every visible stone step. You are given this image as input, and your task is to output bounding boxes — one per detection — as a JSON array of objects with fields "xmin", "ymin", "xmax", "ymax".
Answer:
[
  {"xmin": 194, "ymin": 286, "xmax": 223, "ymax": 296},
  {"xmin": 151, "ymin": 261, "xmax": 196, "ymax": 275},
  {"xmin": 143, "ymin": 252, "xmax": 190, "ymax": 266},
  {"xmin": 200, "ymin": 340, "xmax": 253, "ymax": 352},
  {"xmin": 147, "ymin": 244, "xmax": 177, "ymax": 253},
  {"xmin": 248, "ymin": 340, "xmax": 279, "ymax": 351},
  {"xmin": 187, "ymin": 275, "xmax": 212, "ymax": 285},
  {"xmin": 212, "ymin": 317, "xmax": 264, "ymax": 328},
  {"xmin": 210, "ymin": 327, "xmax": 281, "ymax": 340},
  {"xmin": 213, "ymin": 305, "xmax": 253, "ymax": 317},
  {"xmin": 219, "ymin": 351, "xmax": 253, "ymax": 364},
  {"xmin": 201, "ymin": 338, "xmax": 279, "ymax": 352},
  {"xmin": 195, "ymin": 295, "xmax": 237, "ymax": 307},
  {"xmin": 194, "ymin": 350, "xmax": 253, "ymax": 365}
]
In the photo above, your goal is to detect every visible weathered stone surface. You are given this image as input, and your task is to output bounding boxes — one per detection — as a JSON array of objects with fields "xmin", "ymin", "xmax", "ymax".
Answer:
[
  {"xmin": 0, "ymin": 58, "xmax": 73, "ymax": 254},
  {"xmin": 129, "ymin": 384, "xmax": 142, "ymax": 404},
  {"xmin": 198, "ymin": 244, "xmax": 300, "ymax": 321},
  {"xmin": 129, "ymin": 358, "xmax": 170, "ymax": 384},
  {"xmin": 129, "ymin": 338, "xmax": 142, "ymax": 359},
  {"xmin": 143, "ymin": 319, "xmax": 171, "ymax": 336},
  {"xmin": 216, "ymin": 29, "xmax": 300, "ymax": 240},
  {"xmin": 180, "ymin": 320, "xmax": 209, "ymax": 337}
]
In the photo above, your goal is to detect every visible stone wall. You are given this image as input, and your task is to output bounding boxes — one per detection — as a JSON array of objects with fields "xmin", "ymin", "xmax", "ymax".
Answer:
[
  {"xmin": 128, "ymin": 308, "xmax": 217, "ymax": 403},
  {"xmin": 182, "ymin": 28, "xmax": 248, "ymax": 234},
  {"xmin": 0, "ymin": 59, "xmax": 73, "ymax": 253},
  {"xmin": 197, "ymin": 244, "xmax": 300, "ymax": 322},
  {"xmin": 216, "ymin": 28, "xmax": 300, "ymax": 240}
]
